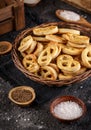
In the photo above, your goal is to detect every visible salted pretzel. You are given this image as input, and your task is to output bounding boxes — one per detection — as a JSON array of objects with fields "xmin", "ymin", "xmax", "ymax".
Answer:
[
  {"xmin": 39, "ymin": 66, "xmax": 58, "ymax": 80},
  {"xmin": 22, "ymin": 54, "xmax": 39, "ymax": 73},
  {"xmin": 57, "ymin": 54, "xmax": 81, "ymax": 72},
  {"xmin": 62, "ymin": 45, "xmax": 83, "ymax": 55},
  {"xmin": 18, "ymin": 35, "xmax": 33, "ymax": 52},
  {"xmin": 33, "ymin": 25, "xmax": 58, "ymax": 36},
  {"xmin": 81, "ymin": 45, "xmax": 91, "ymax": 68},
  {"xmin": 34, "ymin": 42, "xmax": 44, "ymax": 57}
]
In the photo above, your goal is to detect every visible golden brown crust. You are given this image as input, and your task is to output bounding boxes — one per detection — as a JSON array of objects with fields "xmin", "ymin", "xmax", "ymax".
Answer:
[
  {"xmin": 81, "ymin": 45, "xmax": 91, "ymax": 68},
  {"xmin": 33, "ymin": 26, "xmax": 58, "ymax": 36}
]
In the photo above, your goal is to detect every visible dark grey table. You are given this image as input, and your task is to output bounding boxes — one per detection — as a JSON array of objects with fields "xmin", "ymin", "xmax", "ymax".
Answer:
[{"xmin": 0, "ymin": 0, "xmax": 91, "ymax": 130}]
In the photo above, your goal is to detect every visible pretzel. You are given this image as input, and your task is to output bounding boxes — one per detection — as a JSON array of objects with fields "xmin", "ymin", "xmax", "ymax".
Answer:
[
  {"xmin": 20, "ymin": 41, "xmax": 37, "ymax": 57},
  {"xmin": 62, "ymin": 45, "xmax": 83, "ymax": 55},
  {"xmin": 38, "ymin": 48, "xmax": 52, "ymax": 66},
  {"xmin": 62, "ymin": 66, "xmax": 86, "ymax": 76},
  {"xmin": 45, "ymin": 34, "xmax": 66, "ymax": 43},
  {"xmin": 40, "ymin": 66, "xmax": 57, "ymax": 80},
  {"xmin": 25, "ymin": 40, "xmax": 37, "ymax": 54},
  {"xmin": 58, "ymin": 73, "xmax": 73, "ymax": 80},
  {"xmin": 34, "ymin": 42, "xmax": 44, "ymax": 57},
  {"xmin": 57, "ymin": 55, "xmax": 81, "ymax": 72},
  {"xmin": 20, "ymin": 51, "xmax": 27, "ymax": 57},
  {"xmin": 74, "ymin": 67, "xmax": 87, "ymax": 76},
  {"xmin": 47, "ymin": 42, "xmax": 61, "ymax": 57},
  {"xmin": 56, "ymin": 43, "xmax": 62, "ymax": 56},
  {"xmin": 38, "ymin": 44, "xmax": 58, "ymax": 66},
  {"xmin": 81, "ymin": 45, "xmax": 91, "ymax": 68},
  {"xmin": 33, "ymin": 25, "xmax": 58, "ymax": 36},
  {"xmin": 62, "ymin": 33, "xmax": 90, "ymax": 45},
  {"xmin": 18, "ymin": 35, "xmax": 33, "ymax": 52},
  {"xmin": 22, "ymin": 54, "xmax": 39, "ymax": 73},
  {"xmin": 58, "ymin": 28, "xmax": 80, "ymax": 35},
  {"xmin": 49, "ymin": 63, "xmax": 59, "ymax": 73},
  {"xmin": 48, "ymin": 43, "xmax": 60, "ymax": 58},
  {"xmin": 67, "ymin": 41, "xmax": 86, "ymax": 48}
]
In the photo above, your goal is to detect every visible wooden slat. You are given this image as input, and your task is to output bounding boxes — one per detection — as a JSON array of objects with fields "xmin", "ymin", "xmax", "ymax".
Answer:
[
  {"xmin": 4, "ymin": 0, "xmax": 15, "ymax": 5},
  {"xmin": 0, "ymin": 6, "xmax": 13, "ymax": 22},
  {"xmin": 0, "ymin": 0, "xmax": 25, "ymax": 35},
  {"xmin": 0, "ymin": 0, "xmax": 6, "ymax": 9},
  {"xmin": 13, "ymin": 1, "xmax": 25, "ymax": 30},
  {"xmin": 0, "ymin": 18, "xmax": 13, "ymax": 35}
]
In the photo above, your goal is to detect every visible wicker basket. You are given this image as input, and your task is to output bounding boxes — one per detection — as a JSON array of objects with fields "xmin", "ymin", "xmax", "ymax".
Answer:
[{"xmin": 12, "ymin": 22, "xmax": 91, "ymax": 87}]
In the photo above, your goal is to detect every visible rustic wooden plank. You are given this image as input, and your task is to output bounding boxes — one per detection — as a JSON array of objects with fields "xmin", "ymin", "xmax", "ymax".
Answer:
[
  {"xmin": 13, "ymin": 1, "xmax": 25, "ymax": 30},
  {"xmin": 0, "ymin": 6, "xmax": 13, "ymax": 22},
  {"xmin": 0, "ymin": 0, "xmax": 25, "ymax": 34},
  {"xmin": 0, "ymin": 0, "xmax": 6, "ymax": 9},
  {"xmin": 4, "ymin": 0, "xmax": 15, "ymax": 5},
  {"xmin": 0, "ymin": 19, "xmax": 13, "ymax": 35}
]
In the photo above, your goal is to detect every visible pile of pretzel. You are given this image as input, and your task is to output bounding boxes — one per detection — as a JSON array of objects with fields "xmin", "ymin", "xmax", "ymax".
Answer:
[{"xmin": 18, "ymin": 25, "xmax": 91, "ymax": 80}]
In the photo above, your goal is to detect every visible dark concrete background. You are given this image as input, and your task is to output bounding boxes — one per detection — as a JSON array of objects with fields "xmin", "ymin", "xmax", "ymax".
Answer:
[{"xmin": 0, "ymin": 0, "xmax": 91, "ymax": 130}]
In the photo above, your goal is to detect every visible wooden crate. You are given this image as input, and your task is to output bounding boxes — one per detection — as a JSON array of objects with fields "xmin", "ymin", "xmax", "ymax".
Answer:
[{"xmin": 0, "ymin": 0, "xmax": 25, "ymax": 35}]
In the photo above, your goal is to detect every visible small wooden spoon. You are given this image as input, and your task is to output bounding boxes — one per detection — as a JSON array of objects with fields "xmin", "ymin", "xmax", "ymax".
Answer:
[{"xmin": 56, "ymin": 9, "xmax": 91, "ymax": 28}]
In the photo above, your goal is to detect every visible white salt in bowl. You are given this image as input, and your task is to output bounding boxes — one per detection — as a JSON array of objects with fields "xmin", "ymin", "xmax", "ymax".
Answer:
[{"xmin": 50, "ymin": 95, "xmax": 87, "ymax": 122}]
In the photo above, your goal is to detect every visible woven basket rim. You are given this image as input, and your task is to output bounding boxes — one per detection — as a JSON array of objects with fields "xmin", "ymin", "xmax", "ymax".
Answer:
[{"xmin": 12, "ymin": 22, "xmax": 91, "ymax": 87}]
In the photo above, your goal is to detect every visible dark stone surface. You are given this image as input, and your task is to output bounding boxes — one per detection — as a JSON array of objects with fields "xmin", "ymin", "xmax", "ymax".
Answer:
[{"xmin": 0, "ymin": 0, "xmax": 91, "ymax": 130}]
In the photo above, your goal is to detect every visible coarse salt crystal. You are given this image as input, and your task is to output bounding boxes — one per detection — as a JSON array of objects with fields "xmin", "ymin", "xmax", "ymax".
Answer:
[
  {"xmin": 60, "ymin": 10, "xmax": 80, "ymax": 21},
  {"xmin": 53, "ymin": 101, "xmax": 83, "ymax": 120}
]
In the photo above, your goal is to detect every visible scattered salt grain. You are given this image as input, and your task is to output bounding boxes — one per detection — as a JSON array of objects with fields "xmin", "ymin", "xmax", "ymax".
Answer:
[
  {"xmin": 80, "ymin": 86, "xmax": 83, "ymax": 89},
  {"xmin": 53, "ymin": 101, "xmax": 83, "ymax": 120},
  {"xmin": 60, "ymin": 10, "xmax": 80, "ymax": 21}
]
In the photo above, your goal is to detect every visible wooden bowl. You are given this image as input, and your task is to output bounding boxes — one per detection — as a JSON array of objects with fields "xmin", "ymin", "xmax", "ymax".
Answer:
[
  {"xmin": 0, "ymin": 41, "xmax": 12, "ymax": 55},
  {"xmin": 50, "ymin": 95, "xmax": 87, "ymax": 122},
  {"xmin": 8, "ymin": 86, "xmax": 36, "ymax": 106}
]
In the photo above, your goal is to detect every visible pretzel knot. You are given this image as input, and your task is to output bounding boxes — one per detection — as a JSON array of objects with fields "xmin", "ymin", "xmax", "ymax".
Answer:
[
  {"xmin": 18, "ymin": 35, "xmax": 33, "ymax": 52},
  {"xmin": 38, "ymin": 44, "xmax": 58, "ymax": 66},
  {"xmin": 82, "ymin": 45, "xmax": 91, "ymax": 68},
  {"xmin": 39, "ymin": 66, "xmax": 57, "ymax": 80},
  {"xmin": 62, "ymin": 45, "xmax": 83, "ymax": 55},
  {"xmin": 22, "ymin": 54, "xmax": 39, "ymax": 73},
  {"xmin": 57, "ymin": 54, "xmax": 81, "ymax": 72}
]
